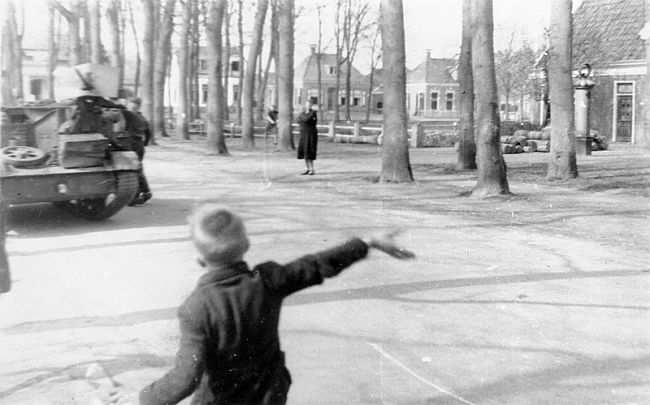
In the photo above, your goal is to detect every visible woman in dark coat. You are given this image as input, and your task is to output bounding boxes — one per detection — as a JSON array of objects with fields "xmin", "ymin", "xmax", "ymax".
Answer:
[{"xmin": 297, "ymin": 101, "xmax": 318, "ymax": 175}]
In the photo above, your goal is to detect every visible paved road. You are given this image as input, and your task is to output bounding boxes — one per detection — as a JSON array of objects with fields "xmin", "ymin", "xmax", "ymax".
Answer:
[{"xmin": 1, "ymin": 139, "xmax": 648, "ymax": 404}]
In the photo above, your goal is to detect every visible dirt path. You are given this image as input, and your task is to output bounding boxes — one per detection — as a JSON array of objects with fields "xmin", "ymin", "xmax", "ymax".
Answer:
[{"xmin": 1, "ymin": 138, "xmax": 648, "ymax": 404}]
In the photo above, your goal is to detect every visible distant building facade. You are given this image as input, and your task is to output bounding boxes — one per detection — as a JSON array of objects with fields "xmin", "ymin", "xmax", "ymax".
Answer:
[
  {"xmin": 293, "ymin": 46, "xmax": 368, "ymax": 111},
  {"xmin": 405, "ymin": 52, "xmax": 459, "ymax": 120},
  {"xmin": 573, "ymin": 0, "xmax": 648, "ymax": 144}
]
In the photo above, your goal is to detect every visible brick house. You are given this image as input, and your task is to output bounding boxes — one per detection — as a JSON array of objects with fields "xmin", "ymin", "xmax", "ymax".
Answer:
[
  {"xmin": 293, "ymin": 46, "xmax": 368, "ymax": 111},
  {"xmin": 405, "ymin": 52, "xmax": 459, "ymax": 120},
  {"xmin": 573, "ymin": 0, "xmax": 648, "ymax": 145}
]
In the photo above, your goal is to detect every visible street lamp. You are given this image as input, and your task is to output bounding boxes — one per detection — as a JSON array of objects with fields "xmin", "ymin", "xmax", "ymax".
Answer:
[{"xmin": 574, "ymin": 63, "xmax": 596, "ymax": 155}]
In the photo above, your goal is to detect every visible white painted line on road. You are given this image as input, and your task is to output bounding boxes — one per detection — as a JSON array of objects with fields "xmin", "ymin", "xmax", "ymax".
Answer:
[{"xmin": 366, "ymin": 342, "xmax": 476, "ymax": 405}]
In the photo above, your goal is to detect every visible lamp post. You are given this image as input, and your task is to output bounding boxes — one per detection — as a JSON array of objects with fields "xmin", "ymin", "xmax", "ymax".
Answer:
[{"xmin": 574, "ymin": 63, "xmax": 596, "ymax": 155}]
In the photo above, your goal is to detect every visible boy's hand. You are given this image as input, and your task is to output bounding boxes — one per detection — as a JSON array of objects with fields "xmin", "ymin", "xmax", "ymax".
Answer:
[{"xmin": 365, "ymin": 232, "xmax": 415, "ymax": 259}]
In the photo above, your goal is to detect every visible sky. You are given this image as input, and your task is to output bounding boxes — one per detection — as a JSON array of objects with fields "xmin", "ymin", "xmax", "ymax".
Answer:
[{"xmin": 17, "ymin": 0, "xmax": 571, "ymax": 74}]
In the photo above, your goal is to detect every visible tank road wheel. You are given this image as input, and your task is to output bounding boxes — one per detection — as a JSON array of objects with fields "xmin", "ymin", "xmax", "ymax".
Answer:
[
  {"xmin": 1, "ymin": 146, "xmax": 48, "ymax": 168},
  {"xmin": 54, "ymin": 171, "xmax": 139, "ymax": 220}
]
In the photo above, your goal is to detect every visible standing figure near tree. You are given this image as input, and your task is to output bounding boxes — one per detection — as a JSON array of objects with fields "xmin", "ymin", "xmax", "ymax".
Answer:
[
  {"xmin": 124, "ymin": 97, "xmax": 153, "ymax": 205},
  {"xmin": 296, "ymin": 101, "xmax": 318, "ymax": 175},
  {"xmin": 265, "ymin": 105, "xmax": 279, "ymax": 145}
]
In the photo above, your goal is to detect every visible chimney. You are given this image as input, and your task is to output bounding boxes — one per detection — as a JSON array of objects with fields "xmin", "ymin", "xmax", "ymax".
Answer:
[
  {"xmin": 310, "ymin": 44, "xmax": 316, "ymax": 55},
  {"xmin": 426, "ymin": 49, "xmax": 431, "ymax": 60}
]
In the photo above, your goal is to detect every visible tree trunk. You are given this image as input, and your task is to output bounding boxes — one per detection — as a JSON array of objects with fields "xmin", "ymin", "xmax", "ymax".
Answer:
[
  {"xmin": 255, "ymin": 47, "xmax": 265, "ymax": 121},
  {"xmin": 456, "ymin": 0, "xmax": 476, "ymax": 170},
  {"xmin": 176, "ymin": 0, "xmax": 192, "ymax": 139},
  {"xmin": 89, "ymin": 0, "xmax": 101, "ymax": 64},
  {"xmin": 105, "ymin": 0, "xmax": 123, "ymax": 87},
  {"xmin": 47, "ymin": 4, "xmax": 57, "ymax": 99},
  {"xmin": 126, "ymin": 0, "xmax": 140, "ymax": 94},
  {"xmin": 153, "ymin": 0, "xmax": 175, "ymax": 139},
  {"xmin": 315, "ymin": 3, "xmax": 324, "ymax": 120},
  {"xmin": 1, "ymin": 1, "xmax": 17, "ymax": 104},
  {"xmin": 470, "ymin": 0, "xmax": 509, "ymax": 196},
  {"xmin": 140, "ymin": 0, "xmax": 156, "ymax": 144},
  {"xmin": 258, "ymin": 2, "xmax": 277, "ymax": 120},
  {"xmin": 277, "ymin": 0, "xmax": 295, "ymax": 151},
  {"xmin": 0, "ymin": 204, "xmax": 10, "ymax": 294},
  {"xmin": 379, "ymin": 0, "xmax": 413, "ymax": 182},
  {"xmin": 223, "ymin": 5, "xmax": 231, "ymax": 120},
  {"xmin": 206, "ymin": 0, "xmax": 228, "ymax": 155},
  {"xmin": 241, "ymin": 0, "xmax": 269, "ymax": 148},
  {"xmin": 334, "ymin": 0, "xmax": 342, "ymax": 121},
  {"xmin": 189, "ymin": 8, "xmax": 200, "ymax": 120},
  {"xmin": 547, "ymin": 0, "xmax": 578, "ymax": 180},
  {"xmin": 236, "ymin": 0, "xmax": 244, "ymax": 124},
  {"xmin": 51, "ymin": 0, "xmax": 82, "ymax": 67}
]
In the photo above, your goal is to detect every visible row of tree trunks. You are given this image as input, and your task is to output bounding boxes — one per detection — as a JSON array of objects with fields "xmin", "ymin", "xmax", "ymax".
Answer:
[
  {"xmin": 241, "ymin": 0, "xmax": 269, "ymax": 148},
  {"xmin": 277, "ymin": 0, "xmax": 295, "ymax": 151},
  {"xmin": 547, "ymin": 0, "xmax": 578, "ymax": 180},
  {"xmin": 456, "ymin": 0, "xmax": 476, "ymax": 171},
  {"xmin": 206, "ymin": 0, "xmax": 228, "ymax": 155}
]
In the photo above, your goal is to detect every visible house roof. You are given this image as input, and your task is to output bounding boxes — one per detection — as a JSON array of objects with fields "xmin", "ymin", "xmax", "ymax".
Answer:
[
  {"xmin": 294, "ymin": 52, "xmax": 366, "ymax": 85},
  {"xmin": 407, "ymin": 57, "xmax": 457, "ymax": 84},
  {"xmin": 573, "ymin": 0, "xmax": 647, "ymax": 67}
]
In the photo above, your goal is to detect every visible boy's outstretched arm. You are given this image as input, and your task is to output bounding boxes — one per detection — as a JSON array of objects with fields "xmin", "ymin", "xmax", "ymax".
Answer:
[{"xmin": 260, "ymin": 233, "xmax": 414, "ymax": 297}]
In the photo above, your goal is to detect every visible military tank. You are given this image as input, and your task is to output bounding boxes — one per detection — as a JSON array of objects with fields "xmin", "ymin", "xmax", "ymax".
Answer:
[{"xmin": 0, "ymin": 64, "xmax": 141, "ymax": 220}]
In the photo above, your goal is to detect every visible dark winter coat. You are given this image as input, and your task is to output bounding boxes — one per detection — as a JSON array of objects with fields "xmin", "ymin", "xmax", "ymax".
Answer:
[
  {"xmin": 296, "ymin": 110, "xmax": 318, "ymax": 160},
  {"xmin": 139, "ymin": 238, "xmax": 369, "ymax": 405}
]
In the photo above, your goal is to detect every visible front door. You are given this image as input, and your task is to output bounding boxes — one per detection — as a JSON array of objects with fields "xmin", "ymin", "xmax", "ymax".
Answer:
[{"xmin": 616, "ymin": 95, "xmax": 633, "ymax": 143}]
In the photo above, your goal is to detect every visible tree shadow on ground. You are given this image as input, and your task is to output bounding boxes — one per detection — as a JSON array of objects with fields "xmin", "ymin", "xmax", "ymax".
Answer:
[{"xmin": 4, "ymin": 268, "xmax": 646, "ymax": 335}]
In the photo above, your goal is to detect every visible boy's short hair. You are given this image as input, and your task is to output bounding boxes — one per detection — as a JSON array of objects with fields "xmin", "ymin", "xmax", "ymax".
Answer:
[{"xmin": 188, "ymin": 204, "xmax": 250, "ymax": 265}]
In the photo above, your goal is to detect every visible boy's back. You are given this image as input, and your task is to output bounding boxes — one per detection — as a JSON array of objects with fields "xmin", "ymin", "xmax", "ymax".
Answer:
[{"xmin": 140, "ymin": 238, "xmax": 370, "ymax": 405}]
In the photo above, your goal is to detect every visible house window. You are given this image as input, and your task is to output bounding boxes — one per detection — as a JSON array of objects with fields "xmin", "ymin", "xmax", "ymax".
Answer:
[
  {"xmin": 446, "ymin": 92, "xmax": 454, "ymax": 110},
  {"xmin": 430, "ymin": 92, "xmax": 438, "ymax": 110},
  {"xmin": 202, "ymin": 84, "xmax": 208, "ymax": 104},
  {"xmin": 231, "ymin": 60, "xmax": 239, "ymax": 72},
  {"xmin": 340, "ymin": 96, "xmax": 346, "ymax": 106},
  {"xmin": 328, "ymin": 66, "xmax": 337, "ymax": 75},
  {"xmin": 353, "ymin": 97, "xmax": 360, "ymax": 106},
  {"xmin": 617, "ymin": 83, "xmax": 633, "ymax": 94},
  {"xmin": 310, "ymin": 96, "xmax": 318, "ymax": 104},
  {"xmin": 199, "ymin": 59, "xmax": 207, "ymax": 70},
  {"xmin": 417, "ymin": 93, "xmax": 424, "ymax": 110}
]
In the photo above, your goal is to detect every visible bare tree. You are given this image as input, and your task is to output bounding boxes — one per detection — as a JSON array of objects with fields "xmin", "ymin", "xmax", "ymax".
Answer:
[
  {"xmin": 470, "ymin": 0, "xmax": 509, "ymax": 196},
  {"xmin": 206, "ymin": 0, "xmax": 229, "ymax": 154},
  {"xmin": 176, "ymin": 0, "xmax": 192, "ymax": 139},
  {"xmin": 153, "ymin": 0, "xmax": 175, "ymax": 139},
  {"xmin": 495, "ymin": 34, "xmax": 536, "ymax": 121},
  {"xmin": 316, "ymin": 1, "xmax": 324, "ymax": 121},
  {"xmin": 236, "ymin": 0, "xmax": 244, "ymax": 124},
  {"xmin": 457, "ymin": 0, "xmax": 476, "ymax": 170},
  {"xmin": 257, "ymin": 0, "xmax": 278, "ymax": 122},
  {"xmin": 50, "ymin": 1, "xmax": 82, "ymax": 67},
  {"xmin": 241, "ymin": 0, "xmax": 269, "ymax": 148},
  {"xmin": 379, "ymin": 0, "xmax": 413, "ymax": 182},
  {"xmin": 1, "ymin": 0, "xmax": 23, "ymax": 104},
  {"xmin": 223, "ymin": 2, "xmax": 232, "ymax": 120},
  {"xmin": 547, "ymin": 0, "xmax": 578, "ymax": 179},
  {"xmin": 89, "ymin": 0, "xmax": 101, "ymax": 64},
  {"xmin": 140, "ymin": 0, "xmax": 156, "ymax": 143},
  {"xmin": 105, "ymin": 0, "xmax": 123, "ymax": 87},
  {"xmin": 0, "ymin": 205, "xmax": 10, "ymax": 293},
  {"xmin": 127, "ymin": 0, "xmax": 141, "ymax": 93},
  {"xmin": 365, "ymin": 23, "xmax": 380, "ymax": 122},
  {"xmin": 342, "ymin": 0, "xmax": 369, "ymax": 121},
  {"xmin": 277, "ymin": 0, "xmax": 295, "ymax": 150},
  {"xmin": 333, "ymin": 0, "xmax": 342, "ymax": 121},
  {"xmin": 47, "ymin": 3, "xmax": 58, "ymax": 99}
]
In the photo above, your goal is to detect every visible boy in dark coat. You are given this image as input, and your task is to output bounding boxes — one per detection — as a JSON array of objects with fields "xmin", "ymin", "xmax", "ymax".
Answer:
[{"xmin": 139, "ymin": 204, "xmax": 414, "ymax": 405}]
